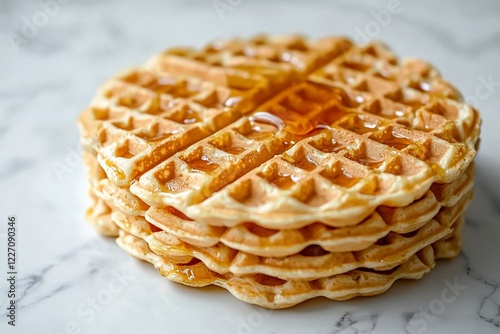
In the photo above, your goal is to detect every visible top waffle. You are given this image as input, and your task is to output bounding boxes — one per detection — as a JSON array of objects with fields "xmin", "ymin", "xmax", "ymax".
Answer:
[{"xmin": 79, "ymin": 35, "xmax": 480, "ymax": 227}]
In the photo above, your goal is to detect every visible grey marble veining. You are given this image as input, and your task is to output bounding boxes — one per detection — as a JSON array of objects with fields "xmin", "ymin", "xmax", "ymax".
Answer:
[{"xmin": 1, "ymin": 0, "xmax": 500, "ymax": 333}]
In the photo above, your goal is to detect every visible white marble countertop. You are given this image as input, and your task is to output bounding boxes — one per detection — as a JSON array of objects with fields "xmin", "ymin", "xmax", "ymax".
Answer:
[{"xmin": 1, "ymin": 0, "xmax": 499, "ymax": 333}]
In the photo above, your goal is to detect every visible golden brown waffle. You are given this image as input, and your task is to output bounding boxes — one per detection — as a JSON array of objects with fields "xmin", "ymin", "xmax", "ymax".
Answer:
[
  {"xmin": 131, "ymin": 83, "xmax": 479, "ymax": 228},
  {"xmin": 144, "ymin": 163, "xmax": 474, "ymax": 256},
  {"xmin": 309, "ymin": 43, "xmax": 463, "ymax": 104},
  {"xmin": 150, "ymin": 35, "xmax": 353, "ymax": 88},
  {"xmin": 83, "ymin": 150, "xmax": 149, "ymax": 217},
  {"xmin": 82, "ymin": 152, "xmax": 468, "ymax": 306},
  {"xmin": 79, "ymin": 34, "xmax": 480, "ymax": 309},
  {"xmin": 82, "ymin": 149, "xmax": 119, "ymax": 237},
  {"xmin": 78, "ymin": 66, "xmax": 257, "ymax": 188},
  {"xmin": 79, "ymin": 35, "xmax": 480, "ymax": 226},
  {"xmin": 85, "ymin": 190, "xmax": 118, "ymax": 237},
  {"xmin": 86, "ymin": 146, "xmax": 473, "ymax": 256},
  {"xmin": 78, "ymin": 36, "xmax": 354, "ymax": 187},
  {"xmin": 82, "ymin": 149, "xmax": 107, "ymax": 187},
  {"xmin": 115, "ymin": 216, "xmax": 463, "ymax": 309},
  {"xmin": 110, "ymin": 189, "xmax": 471, "ymax": 280}
]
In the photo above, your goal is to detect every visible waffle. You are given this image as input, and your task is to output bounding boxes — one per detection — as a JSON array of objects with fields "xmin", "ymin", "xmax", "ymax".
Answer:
[
  {"xmin": 79, "ymin": 35, "xmax": 480, "ymax": 225},
  {"xmin": 128, "ymin": 39, "xmax": 480, "ymax": 228},
  {"xmin": 79, "ymin": 34, "xmax": 481, "ymax": 309},
  {"xmin": 150, "ymin": 35, "xmax": 353, "ymax": 89},
  {"xmin": 85, "ymin": 189, "xmax": 118, "ymax": 237},
  {"xmin": 144, "ymin": 163, "xmax": 474, "ymax": 256},
  {"xmin": 84, "ymin": 132, "xmax": 473, "ymax": 243},
  {"xmin": 78, "ymin": 74, "xmax": 241, "ymax": 187},
  {"xmin": 78, "ymin": 36, "xmax": 354, "ymax": 187},
  {"xmin": 131, "ymin": 97, "xmax": 479, "ymax": 227},
  {"xmin": 109, "ymin": 189, "xmax": 471, "ymax": 280},
  {"xmin": 90, "ymin": 157, "xmax": 473, "ymax": 255},
  {"xmin": 115, "ymin": 216, "xmax": 463, "ymax": 309}
]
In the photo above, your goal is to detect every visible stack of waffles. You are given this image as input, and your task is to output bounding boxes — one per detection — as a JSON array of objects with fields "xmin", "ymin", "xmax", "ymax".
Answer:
[{"xmin": 78, "ymin": 35, "xmax": 481, "ymax": 309}]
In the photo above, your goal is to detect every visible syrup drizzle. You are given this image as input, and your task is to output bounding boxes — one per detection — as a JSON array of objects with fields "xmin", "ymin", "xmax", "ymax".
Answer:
[
  {"xmin": 187, "ymin": 155, "xmax": 219, "ymax": 173},
  {"xmin": 332, "ymin": 168, "xmax": 361, "ymax": 188},
  {"xmin": 294, "ymin": 156, "xmax": 318, "ymax": 171},
  {"xmin": 224, "ymin": 96, "xmax": 243, "ymax": 107},
  {"xmin": 259, "ymin": 171, "xmax": 302, "ymax": 190},
  {"xmin": 321, "ymin": 167, "xmax": 361, "ymax": 188},
  {"xmin": 340, "ymin": 115, "xmax": 378, "ymax": 135},
  {"xmin": 246, "ymin": 126, "xmax": 275, "ymax": 141},
  {"xmin": 249, "ymin": 111, "xmax": 285, "ymax": 131},
  {"xmin": 221, "ymin": 146, "xmax": 245, "ymax": 155},
  {"xmin": 249, "ymin": 84, "xmax": 353, "ymax": 136},
  {"xmin": 355, "ymin": 157, "xmax": 385, "ymax": 169},
  {"xmin": 137, "ymin": 132, "xmax": 173, "ymax": 143},
  {"xmin": 312, "ymin": 139, "xmax": 347, "ymax": 154},
  {"xmin": 382, "ymin": 130, "xmax": 413, "ymax": 150},
  {"xmin": 270, "ymin": 172, "xmax": 301, "ymax": 189},
  {"xmin": 120, "ymin": 151, "xmax": 135, "ymax": 159}
]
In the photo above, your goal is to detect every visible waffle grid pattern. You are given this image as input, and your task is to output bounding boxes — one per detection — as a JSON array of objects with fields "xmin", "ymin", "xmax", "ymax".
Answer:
[{"xmin": 78, "ymin": 34, "xmax": 480, "ymax": 309}]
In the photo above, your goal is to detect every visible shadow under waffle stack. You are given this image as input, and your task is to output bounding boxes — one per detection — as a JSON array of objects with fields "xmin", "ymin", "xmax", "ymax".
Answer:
[{"xmin": 78, "ymin": 34, "xmax": 481, "ymax": 308}]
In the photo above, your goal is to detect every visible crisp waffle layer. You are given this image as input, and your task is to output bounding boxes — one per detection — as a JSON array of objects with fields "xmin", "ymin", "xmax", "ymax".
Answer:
[
  {"xmin": 82, "ymin": 148, "xmax": 469, "ymax": 308},
  {"xmin": 79, "ymin": 35, "xmax": 480, "ymax": 228},
  {"xmin": 116, "ymin": 216, "xmax": 463, "ymax": 309},
  {"xmin": 84, "ymin": 190, "xmax": 118, "ymax": 237},
  {"xmin": 110, "ymin": 189, "xmax": 471, "ymax": 280},
  {"xmin": 144, "ymin": 164, "xmax": 473, "ymax": 256},
  {"xmin": 131, "ymin": 97, "xmax": 479, "ymax": 227},
  {"xmin": 79, "ymin": 36, "xmax": 354, "ymax": 187},
  {"xmin": 79, "ymin": 34, "xmax": 480, "ymax": 309},
  {"xmin": 85, "ymin": 147, "xmax": 473, "ymax": 255}
]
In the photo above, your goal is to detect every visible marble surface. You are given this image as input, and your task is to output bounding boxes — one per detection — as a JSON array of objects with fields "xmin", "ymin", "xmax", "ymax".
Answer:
[{"xmin": 1, "ymin": 0, "xmax": 499, "ymax": 333}]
